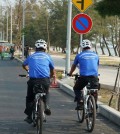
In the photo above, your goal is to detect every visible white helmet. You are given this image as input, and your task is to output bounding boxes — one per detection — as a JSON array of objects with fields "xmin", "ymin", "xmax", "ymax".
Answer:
[
  {"xmin": 35, "ymin": 39, "xmax": 47, "ymax": 49},
  {"xmin": 81, "ymin": 39, "xmax": 92, "ymax": 49}
]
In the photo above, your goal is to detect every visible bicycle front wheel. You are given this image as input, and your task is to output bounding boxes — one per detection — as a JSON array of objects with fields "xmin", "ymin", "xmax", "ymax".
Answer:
[
  {"xmin": 86, "ymin": 95, "xmax": 96, "ymax": 132},
  {"xmin": 37, "ymin": 98, "xmax": 44, "ymax": 134}
]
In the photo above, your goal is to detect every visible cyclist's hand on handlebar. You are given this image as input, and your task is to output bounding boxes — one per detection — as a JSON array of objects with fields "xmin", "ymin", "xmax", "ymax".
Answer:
[
  {"xmin": 26, "ymin": 73, "xmax": 29, "ymax": 78},
  {"xmin": 26, "ymin": 70, "xmax": 29, "ymax": 78},
  {"xmin": 19, "ymin": 70, "xmax": 29, "ymax": 78}
]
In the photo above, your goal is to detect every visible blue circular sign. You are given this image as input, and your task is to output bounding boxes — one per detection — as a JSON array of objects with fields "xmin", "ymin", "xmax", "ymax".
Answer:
[{"xmin": 72, "ymin": 13, "xmax": 92, "ymax": 34}]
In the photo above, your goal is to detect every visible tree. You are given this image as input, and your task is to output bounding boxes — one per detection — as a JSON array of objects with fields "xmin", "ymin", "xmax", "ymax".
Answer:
[
  {"xmin": 48, "ymin": 0, "xmax": 68, "ymax": 51},
  {"xmin": 95, "ymin": 0, "xmax": 120, "ymax": 17},
  {"xmin": 95, "ymin": 1, "xmax": 120, "ymax": 56}
]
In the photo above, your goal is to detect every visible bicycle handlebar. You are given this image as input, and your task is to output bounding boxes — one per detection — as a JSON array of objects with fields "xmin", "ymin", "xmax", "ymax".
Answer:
[
  {"xmin": 67, "ymin": 73, "xmax": 100, "ymax": 77},
  {"xmin": 67, "ymin": 73, "xmax": 80, "ymax": 77},
  {"xmin": 19, "ymin": 74, "xmax": 27, "ymax": 77}
]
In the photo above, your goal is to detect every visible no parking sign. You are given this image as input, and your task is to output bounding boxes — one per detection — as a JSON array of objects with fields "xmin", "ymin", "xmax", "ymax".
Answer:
[{"xmin": 72, "ymin": 13, "xmax": 92, "ymax": 34}]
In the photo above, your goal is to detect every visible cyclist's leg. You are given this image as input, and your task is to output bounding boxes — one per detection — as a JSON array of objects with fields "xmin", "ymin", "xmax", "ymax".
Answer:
[
  {"xmin": 73, "ymin": 76, "xmax": 87, "ymax": 110},
  {"xmin": 93, "ymin": 91, "xmax": 98, "ymax": 109},
  {"xmin": 24, "ymin": 79, "xmax": 34, "ymax": 123},
  {"xmin": 37, "ymin": 78, "xmax": 51, "ymax": 115},
  {"xmin": 89, "ymin": 77, "xmax": 99, "ymax": 109}
]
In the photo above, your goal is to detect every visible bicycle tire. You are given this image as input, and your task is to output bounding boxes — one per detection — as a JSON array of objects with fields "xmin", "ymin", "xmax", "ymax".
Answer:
[
  {"xmin": 32, "ymin": 105, "xmax": 36, "ymax": 127},
  {"xmin": 86, "ymin": 95, "xmax": 96, "ymax": 132},
  {"xmin": 77, "ymin": 108, "xmax": 85, "ymax": 123},
  {"xmin": 37, "ymin": 98, "xmax": 44, "ymax": 134}
]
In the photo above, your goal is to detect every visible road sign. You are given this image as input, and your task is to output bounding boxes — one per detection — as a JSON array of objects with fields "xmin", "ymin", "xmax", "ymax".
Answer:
[
  {"xmin": 72, "ymin": 13, "xmax": 92, "ymax": 34},
  {"xmin": 72, "ymin": 0, "xmax": 93, "ymax": 12}
]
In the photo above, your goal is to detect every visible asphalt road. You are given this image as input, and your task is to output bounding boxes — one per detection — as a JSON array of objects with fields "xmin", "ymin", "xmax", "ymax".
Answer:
[{"xmin": 0, "ymin": 58, "xmax": 120, "ymax": 134}]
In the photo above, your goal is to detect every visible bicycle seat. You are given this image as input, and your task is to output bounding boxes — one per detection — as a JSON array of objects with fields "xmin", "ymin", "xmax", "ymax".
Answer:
[{"xmin": 33, "ymin": 84, "xmax": 46, "ymax": 94}]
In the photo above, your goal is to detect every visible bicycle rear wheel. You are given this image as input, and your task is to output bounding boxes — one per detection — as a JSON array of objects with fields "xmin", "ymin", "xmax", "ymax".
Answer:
[
  {"xmin": 77, "ymin": 108, "xmax": 85, "ymax": 123},
  {"xmin": 37, "ymin": 98, "xmax": 44, "ymax": 134},
  {"xmin": 86, "ymin": 95, "xmax": 96, "ymax": 132},
  {"xmin": 32, "ymin": 108, "xmax": 36, "ymax": 127}
]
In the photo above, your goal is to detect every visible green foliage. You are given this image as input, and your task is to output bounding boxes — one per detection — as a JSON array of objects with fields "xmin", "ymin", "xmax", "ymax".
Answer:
[
  {"xmin": 24, "ymin": 24, "xmax": 38, "ymax": 47},
  {"xmin": 24, "ymin": 2, "xmax": 48, "ymax": 47},
  {"xmin": 11, "ymin": 0, "xmax": 120, "ymax": 56},
  {"xmin": 95, "ymin": 0, "xmax": 120, "ymax": 17},
  {"xmin": 48, "ymin": 0, "xmax": 68, "ymax": 48}
]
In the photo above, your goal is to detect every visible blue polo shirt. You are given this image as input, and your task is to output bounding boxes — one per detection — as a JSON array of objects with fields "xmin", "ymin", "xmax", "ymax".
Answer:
[
  {"xmin": 73, "ymin": 50, "xmax": 99, "ymax": 76},
  {"xmin": 23, "ymin": 52, "xmax": 54, "ymax": 78}
]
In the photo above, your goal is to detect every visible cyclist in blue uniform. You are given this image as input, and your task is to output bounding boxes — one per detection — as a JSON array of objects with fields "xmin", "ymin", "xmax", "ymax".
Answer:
[
  {"xmin": 68, "ymin": 39, "xmax": 99, "ymax": 110},
  {"xmin": 22, "ymin": 39, "xmax": 56, "ymax": 123}
]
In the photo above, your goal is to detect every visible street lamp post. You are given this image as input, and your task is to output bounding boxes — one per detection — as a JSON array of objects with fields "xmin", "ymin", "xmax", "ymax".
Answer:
[
  {"xmin": 10, "ymin": 6, "xmax": 12, "ymax": 44},
  {"xmin": 6, "ymin": 8, "xmax": 8, "ymax": 41},
  {"xmin": 22, "ymin": 0, "xmax": 26, "ymax": 60}
]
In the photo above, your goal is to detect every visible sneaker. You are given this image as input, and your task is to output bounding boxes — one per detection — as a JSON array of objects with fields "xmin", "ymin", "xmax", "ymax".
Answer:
[
  {"xmin": 44, "ymin": 105, "xmax": 51, "ymax": 115},
  {"xmin": 24, "ymin": 116, "xmax": 33, "ymax": 124}
]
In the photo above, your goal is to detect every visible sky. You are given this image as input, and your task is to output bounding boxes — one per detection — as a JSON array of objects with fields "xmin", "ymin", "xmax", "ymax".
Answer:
[
  {"xmin": 1, "ymin": 0, "xmax": 15, "ymax": 6},
  {"xmin": 1, "ymin": 0, "xmax": 40, "ymax": 6}
]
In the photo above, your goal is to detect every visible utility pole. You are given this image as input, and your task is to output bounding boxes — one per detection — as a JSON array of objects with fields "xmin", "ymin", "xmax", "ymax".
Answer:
[
  {"xmin": 6, "ymin": 8, "xmax": 8, "ymax": 41},
  {"xmin": 10, "ymin": 6, "xmax": 12, "ymax": 44},
  {"xmin": 5, "ymin": 0, "xmax": 9, "ymax": 42},
  {"xmin": 65, "ymin": 0, "xmax": 72, "ymax": 76},
  {"xmin": 22, "ymin": 0, "xmax": 26, "ymax": 60}
]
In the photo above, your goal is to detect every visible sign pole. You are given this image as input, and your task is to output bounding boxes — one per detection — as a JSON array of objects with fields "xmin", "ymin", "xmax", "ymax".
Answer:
[
  {"xmin": 80, "ymin": 34, "xmax": 83, "ymax": 52},
  {"xmin": 65, "ymin": 0, "xmax": 72, "ymax": 76}
]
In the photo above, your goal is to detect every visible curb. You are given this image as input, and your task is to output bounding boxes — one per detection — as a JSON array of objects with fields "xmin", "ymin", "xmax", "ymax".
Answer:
[{"xmin": 57, "ymin": 79, "xmax": 120, "ymax": 127}]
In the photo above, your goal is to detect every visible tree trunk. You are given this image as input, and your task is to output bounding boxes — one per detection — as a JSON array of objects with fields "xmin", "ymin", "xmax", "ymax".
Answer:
[
  {"xmin": 94, "ymin": 37, "xmax": 98, "ymax": 54},
  {"xmin": 99, "ymin": 35, "xmax": 105, "ymax": 55},
  {"xmin": 94, "ymin": 45, "xmax": 98, "ymax": 54},
  {"xmin": 77, "ymin": 45, "xmax": 80, "ymax": 54},
  {"xmin": 103, "ymin": 34, "xmax": 112, "ymax": 56},
  {"xmin": 111, "ymin": 29, "xmax": 118, "ymax": 56},
  {"xmin": 118, "ymin": 29, "xmax": 120, "ymax": 57}
]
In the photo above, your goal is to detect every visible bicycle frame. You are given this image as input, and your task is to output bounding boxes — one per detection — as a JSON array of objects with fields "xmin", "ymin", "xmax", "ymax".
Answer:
[
  {"xmin": 83, "ymin": 86, "xmax": 89, "ymax": 114},
  {"xmin": 33, "ymin": 92, "xmax": 46, "ymax": 134},
  {"xmin": 83, "ymin": 85, "xmax": 98, "ymax": 116}
]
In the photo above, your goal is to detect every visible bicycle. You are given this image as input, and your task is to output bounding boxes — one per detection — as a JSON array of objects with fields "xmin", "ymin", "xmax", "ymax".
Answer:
[
  {"xmin": 68, "ymin": 73, "xmax": 99, "ymax": 132},
  {"xmin": 19, "ymin": 74, "xmax": 46, "ymax": 134}
]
